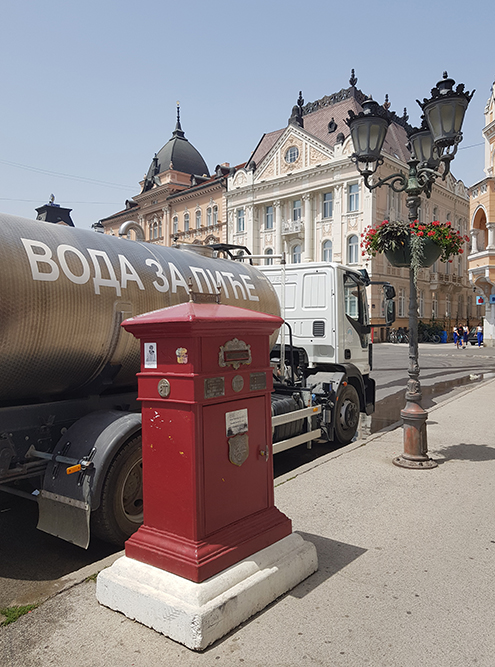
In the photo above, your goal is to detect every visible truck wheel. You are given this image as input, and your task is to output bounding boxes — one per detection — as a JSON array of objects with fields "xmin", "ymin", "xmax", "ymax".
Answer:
[
  {"xmin": 91, "ymin": 436, "xmax": 143, "ymax": 546},
  {"xmin": 335, "ymin": 385, "xmax": 360, "ymax": 445}
]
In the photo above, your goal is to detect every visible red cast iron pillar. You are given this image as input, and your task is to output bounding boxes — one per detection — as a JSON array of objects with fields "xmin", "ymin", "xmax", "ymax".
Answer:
[{"xmin": 121, "ymin": 301, "xmax": 292, "ymax": 583}]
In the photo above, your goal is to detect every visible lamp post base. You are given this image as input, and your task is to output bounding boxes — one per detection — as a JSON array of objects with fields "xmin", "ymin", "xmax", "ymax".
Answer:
[
  {"xmin": 393, "ymin": 401, "xmax": 438, "ymax": 469},
  {"xmin": 393, "ymin": 455, "xmax": 438, "ymax": 469}
]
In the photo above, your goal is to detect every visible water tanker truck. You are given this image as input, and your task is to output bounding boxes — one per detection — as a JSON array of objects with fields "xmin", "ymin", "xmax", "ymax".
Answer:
[{"xmin": 0, "ymin": 214, "xmax": 380, "ymax": 548}]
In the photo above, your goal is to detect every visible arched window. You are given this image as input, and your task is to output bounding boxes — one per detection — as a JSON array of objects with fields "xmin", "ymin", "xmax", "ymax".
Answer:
[
  {"xmin": 265, "ymin": 248, "xmax": 273, "ymax": 265},
  {"xmin": 195, "ymin": 210, "xmax": 201, "ymax": 229},
  {"xmin": 148, "ymin": 223, "xmax": 153, "ymax": 240},
  {"xmin": 158, "ymin": 220, "xmax": 162, "ymax": 237},
  {"xmin": 292, "ymin": 244, "xmax": 302, "ymax": 263},
  {"xmin": 347, "ymin": 235, "xmax": 359, "ymax": 264},
  {"xmin": 433, "ymin": 207, "xmax": 438, "ymax": 221},
  {"xmin": 207, "ymin": 207, "xmax": 212, "ymax": 226},
  {"xmin": 213, "ymin": 206, "xmax": 218, "ymax": 225},
  {"xmin": 184, "ymin": 213, "xmax": 190, "ymax": 232},
  {"xmin": 323, "ymin": 240, "xmax": 333, "ymax": 262},
  {"xmin": 153, "ymin": 221, "xmax": 158, "ymax": 239},
  {"xmin": 172, "ymin": 216, "xmax": 178, "ymax": 234}
]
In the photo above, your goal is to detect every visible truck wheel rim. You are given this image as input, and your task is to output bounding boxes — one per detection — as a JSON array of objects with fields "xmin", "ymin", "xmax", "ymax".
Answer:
[
  {"xmin": 340, "ymin": 399, "xmax": 358, "ymax": 430},
  {"xmin": 121, "ymin": 459, "xmax": 143, "ymax": 523}
]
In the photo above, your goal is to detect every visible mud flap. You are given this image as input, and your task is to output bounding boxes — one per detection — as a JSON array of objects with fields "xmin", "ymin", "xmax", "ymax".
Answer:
[{"xmin": 37, "ymin": 488, "xmax": 91, "ymax": 549}]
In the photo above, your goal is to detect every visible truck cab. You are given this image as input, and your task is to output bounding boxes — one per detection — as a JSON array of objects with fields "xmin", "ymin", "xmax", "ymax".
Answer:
[{"xmin": 257, "ymin": 262, "xmax": 371, "ymax": 376}]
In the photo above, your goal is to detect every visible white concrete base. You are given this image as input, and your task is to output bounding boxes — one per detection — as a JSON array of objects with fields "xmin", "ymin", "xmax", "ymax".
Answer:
[{"xmin": 96, "ymin": 532, "xmax": 317, "ymax": 651}]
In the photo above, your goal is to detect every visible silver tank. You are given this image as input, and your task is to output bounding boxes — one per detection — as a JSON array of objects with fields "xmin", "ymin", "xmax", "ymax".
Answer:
[{"xmin": 0, "ymin": 214, "xmax": 280, "ymax": 404}]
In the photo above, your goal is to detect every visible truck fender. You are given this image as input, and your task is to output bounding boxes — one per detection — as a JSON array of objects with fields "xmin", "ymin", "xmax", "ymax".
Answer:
[
  {"xmin": 335, "ymin": 363, "xmax": 375, "ymax": 415},
  {"xmin": 38, "ymin": 410, "xmax": 141, "ymax": 548}
]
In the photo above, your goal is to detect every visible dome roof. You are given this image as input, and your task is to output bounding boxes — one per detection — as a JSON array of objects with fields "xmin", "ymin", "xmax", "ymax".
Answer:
[{"xmin": 142, "ymin": 108, "xmax": 209, "ymax": 192}]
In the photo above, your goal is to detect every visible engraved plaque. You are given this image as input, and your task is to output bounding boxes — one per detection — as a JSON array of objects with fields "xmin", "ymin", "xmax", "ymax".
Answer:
[
  {"xmin": 204, "ymin": 376, "xmax": 225, "ymax": 399},
  {"xmin": 250, "ymin": 372, "xmax": 267, "ymax": 391},
  {"xmin": 232, "ymin": 375, "xmax": 244, "ymax": 392},
  {"xmin": 228, "ymin": 433, "xmax": 249, "ymax": 466},
  {"xmin": 157, "ymin": 378, "xmax": 171, "ymax": 398}
]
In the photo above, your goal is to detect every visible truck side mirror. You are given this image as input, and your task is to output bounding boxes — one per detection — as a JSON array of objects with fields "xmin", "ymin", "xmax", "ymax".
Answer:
[
  {"xmin": 383, "ymin": 284, "xmax": 395, "ymax": 300},
  {"xmin": 385, "ymin": 300, "xmax": 396, "ymax": 326}
]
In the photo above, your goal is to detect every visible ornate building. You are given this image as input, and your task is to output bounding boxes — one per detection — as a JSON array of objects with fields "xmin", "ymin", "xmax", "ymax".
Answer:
[
  {"xmin": 469, "ymin": 80, "xmax": 495, "ymax": 345},
  {"xmin": 226, "ymin": 73, "xmax": 472, "ymax": 339},
  {"xmin": 100, "ymin": 106, "xmax": 228, "ymax": 246}
]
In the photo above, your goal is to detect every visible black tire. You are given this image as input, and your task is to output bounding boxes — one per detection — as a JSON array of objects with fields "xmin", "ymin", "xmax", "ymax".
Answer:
[
  {"xmin": 431, "ymin": 334, "xmax": 441, "ymax": 343},
  {"xmin": 334, "ymin": 384, "xmax": 360, "ymax": 446},
  {"xmin": 91, "ymin": 436, "xmax": 143, "ymax": 546}
]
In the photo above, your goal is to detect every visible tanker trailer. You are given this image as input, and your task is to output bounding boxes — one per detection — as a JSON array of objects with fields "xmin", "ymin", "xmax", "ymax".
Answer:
[{"xmin": 0, "ymin": 213, "xmax": 281, "ymax": 548}]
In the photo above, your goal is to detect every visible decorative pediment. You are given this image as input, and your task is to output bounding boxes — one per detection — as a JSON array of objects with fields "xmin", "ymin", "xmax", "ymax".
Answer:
[{"xmin": 254, "ymin": 126, "xmax": 333, "ymax": 184}]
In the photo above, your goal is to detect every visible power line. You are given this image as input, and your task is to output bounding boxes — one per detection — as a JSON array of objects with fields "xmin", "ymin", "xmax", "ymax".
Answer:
[
  {"xmin": 458, "ymin": 142, "xmax": 484, "ymax": 151},
  {"xmin": 0, "ymin": 159, "xmax": 134, "ymax": 190},
  {"xmin": 0, "ymin": 197, "xmax": 124, "ymax": 205}
]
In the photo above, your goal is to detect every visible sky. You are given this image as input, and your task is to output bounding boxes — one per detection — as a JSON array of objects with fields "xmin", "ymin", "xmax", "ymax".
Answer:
[{"xmin": 0, "ymin": 0, "xmax": 493, "ymax": 230}]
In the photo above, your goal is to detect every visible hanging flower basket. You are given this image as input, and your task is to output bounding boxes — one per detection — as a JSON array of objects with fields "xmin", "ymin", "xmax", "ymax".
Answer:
[
  {"xmin": 384, "ymin": 237, "xmax": 442, "ymax": 268},
  {"xmin": 362, "ymin": 219, "xmax": 469, "ymax": 280}
]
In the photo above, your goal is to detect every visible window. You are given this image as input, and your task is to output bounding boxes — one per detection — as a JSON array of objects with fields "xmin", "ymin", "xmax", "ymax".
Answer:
[
  {"xmin": 458, "ymin": 255, "xmax": 462, "ymax": 273},
  {"xmin": 148, "ymin": 223, "xmax": 152, "ymax": 240},
  {"xmin": 265, "ymin": 205, "xmax": 274, "ymax": 229},
  {"xmin": 285, "ymin": 146, "xmax": 299, "ymax": 163},
  {"xmin": 213, "ymin": 205, "xmax": 218, "ymax": 225},
  {"xmin": 322, "ymin": 240, "xmax": 333, "ymax": 262},
  {"xmin": 292, "ymin": 244, "xmax": 302, "ymax": 263},
  {"xmin": 446, "ymin": 294, "xmax": 451, "ymax": 317},
  {"xmin": 237, "ymin": 208, "xmax": 245, "ymax": 233},
  {"xmin": 323, "ymin": 192, "xmax": 333, "ymax": 218},
  {"xmin": 348, "ymin": 183, "xmax": 359, "ymax": 212},
  {"xmin": 347, "ymin": 235, "xmax": 359, "ymax": 264},
  {"xmin": 433, "ymin": 207, "xmax": 438, "ymax": 220},
  {"xmin": 184, "ymin": 213, "xmax": 190, "ymax": 232},
  {"xmin": 293, "ymin": 199, "xmax": 302, "ymax": 221},
  {"xmin": 173, "ymin": 216, "xmax": 178, "ymax": 234},
  {"xmin": 195, "ymin": 210, "xmax": 201, "ymax": 229},
  {"xmin": 158, "ymin": 220, "xmax": 162, "ymax": 237},
  {"xmin": 265, "ymin": 248, "xmax": 273, "ymax": 265},
  {"xmin": 398, "ymin": 288, "xmax": 406, "ymax": 318},
  {"xmin": 419, "ymin": 290, "xmax": 424, "ymax": 318},
  {"xmin": 153, "ymin": 221, "xmax": 158, "ymax": 240},
  {"xmin": 432, "ymin": 292, "xmax": 438, "ymax": 318},
  {"xmin": 207, "ymin": 207, "xmax": 212, "ymax": 226}
]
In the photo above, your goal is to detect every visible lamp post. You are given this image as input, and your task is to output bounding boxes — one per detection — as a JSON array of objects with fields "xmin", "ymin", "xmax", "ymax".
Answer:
[{"xmin": 346, "ymin": 73, "xmax": 474, "ymax": 469}]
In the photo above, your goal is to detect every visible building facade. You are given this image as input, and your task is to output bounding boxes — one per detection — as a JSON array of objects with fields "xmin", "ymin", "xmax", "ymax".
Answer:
[
  {"xmin": 468, "ymin": 80, "xmax": 495, "ymax": 345},
  {"xmin": 225, "ymin": 74, "xmax": 472, "ymax": 339},
  {"xmin": 100, "ymin": 107, "xmax": 228, "ymax": 246}
]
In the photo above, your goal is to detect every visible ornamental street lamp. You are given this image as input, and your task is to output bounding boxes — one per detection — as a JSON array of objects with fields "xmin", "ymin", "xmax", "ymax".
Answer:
[{"xmin": 346, "ymin": 73, "xmax": 474, "ymax": 469}]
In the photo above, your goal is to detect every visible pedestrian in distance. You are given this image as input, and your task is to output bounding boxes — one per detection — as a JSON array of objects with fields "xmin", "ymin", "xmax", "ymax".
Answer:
[
  {"xmin": 477, "ymin": 324, "xmax": 483, "ymax": 347},
  {"xmin": 453, "ymin": 326, "xmax": 458, "ymax": 346},
  {"xmin": 454, "ymin": 325, "xmax": 462, "ymax": 349},
  {"xmin": 462, "ymin": 325, "xmax": 469, "ymax": 349}
]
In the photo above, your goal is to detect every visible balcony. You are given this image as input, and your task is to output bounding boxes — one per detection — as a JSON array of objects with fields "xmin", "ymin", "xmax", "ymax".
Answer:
[
  {"xmin": 282, "ymin": 219, "xmax": 304, "ymax": 235},
  {"xmin": 429, "ymin": 272, "xmax": 464, "ymax": 290}
]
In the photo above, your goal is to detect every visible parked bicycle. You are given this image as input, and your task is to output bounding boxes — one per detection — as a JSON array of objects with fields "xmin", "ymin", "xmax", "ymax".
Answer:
[
  {"xmin": 389, "ymin": 328, "xmax": 409, "ymax": 343},
  {"xmin": 418, "ymin": 330, "xmax": 441, "ymax": 343}
]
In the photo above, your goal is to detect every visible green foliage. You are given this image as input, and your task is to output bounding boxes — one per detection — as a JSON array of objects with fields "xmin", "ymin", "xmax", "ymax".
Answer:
[{"xmin": 0, "ymin": 604, "xmax": 38, "ymax": 626}]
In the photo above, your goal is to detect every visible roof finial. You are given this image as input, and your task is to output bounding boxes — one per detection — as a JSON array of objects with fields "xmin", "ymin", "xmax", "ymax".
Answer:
[
  {"xmin": 172, "ymin": 100, "xmax": 185, "ymax": 139},
  {"xmin": 383, "ymin": 94, "xmax": 391, "ymax": 110},
  {"xmin": 349, "ymin": 69, "xmax": 357, "ymax": 87}
]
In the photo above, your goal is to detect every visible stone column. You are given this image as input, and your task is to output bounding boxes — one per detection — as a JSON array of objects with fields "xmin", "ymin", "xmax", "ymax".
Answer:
[
  {"xmin": 302, "ymin": 193, "xmax": 313, "ymax": 262},
  {"xmin": 274, "ymin": 200, "xmax": 282, "ymax": 256},
  {"xmin": 470, "ymin": 228, "xmax": 480, "ymax": 254},
  {"xmin": 486, "ymin": 223, "xmax": 495, "ymax": 250}
]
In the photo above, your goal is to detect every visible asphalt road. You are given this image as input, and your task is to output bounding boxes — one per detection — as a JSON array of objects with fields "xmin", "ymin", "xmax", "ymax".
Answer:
[{"xmin": 2, "ymin": 341, "xmax": 495, "ymax": 609}]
